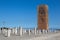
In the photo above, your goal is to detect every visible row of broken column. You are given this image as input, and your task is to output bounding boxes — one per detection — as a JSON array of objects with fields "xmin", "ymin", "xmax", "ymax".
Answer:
[{"xmin": 0, "ymin": 27, "xmax": 49, "ymax": 37}]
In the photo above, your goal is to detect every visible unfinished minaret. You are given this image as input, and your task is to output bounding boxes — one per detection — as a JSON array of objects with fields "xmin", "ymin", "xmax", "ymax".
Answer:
[{"xmin": 38, "ymin": 5, "xmax": 48, "ymax": 30}]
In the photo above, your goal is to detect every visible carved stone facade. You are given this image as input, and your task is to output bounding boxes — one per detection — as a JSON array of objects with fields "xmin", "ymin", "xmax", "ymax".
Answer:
[{"xmin": 38, "ymin": 5, "xmax": 48, "ymax": 30}]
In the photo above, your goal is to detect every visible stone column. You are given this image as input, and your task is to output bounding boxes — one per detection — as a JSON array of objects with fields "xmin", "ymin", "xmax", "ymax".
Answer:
[
  {"xmin": 7, "ymin": 29, "xmax": 11, "ymax": 37},
  {"xmin": 2, "ymin": 29, "xmax": 6, "ymax": 35},
  {"xmin": 0, "ymin": 28, "xmax": 1, "ymax": 34},
  {"xmin": 12, "ymin": 28, "xmax": 15, "ymax": 34},
  {"xmin": 42, "ymin": 29, "xmax": 48, "ymax": 34},
  {"xmin": 20, "ymin": 27, "xmax": 22, "ymax": 36},
  {"xmin": 23, "ymin": 29, "xmax": 27, "ymax": 34},
  {"xmin": 28, "ymin": 29, "xmax": 30, "ymax": 36},
  {"xmin": 4, "ymin": 29, "xmax": 7, "ymax": 37},
  {"xmin": 1, "ymin": 28, "xmax": 2, "ymax": 34},
  {"xmin": 42, "ymin": 29, "xmax": 44, "ymax": 33},
  {"xmin": 34, "ymin": 27, "xmax": 36, "ymax": 35},
  {"xmin": 38, "ymin": 30, "xmax": 41, "ymax": 34},
  {"xmin": 42, "ymin": 29, "xmax": 46, "ymax": 33},
  {"xmin": 45, "ymin": 30, "xmax": 48, "ymax": 33},
  {"xmin": 14, "ymin": 28, "xmax": 17, "ymax": 35}
]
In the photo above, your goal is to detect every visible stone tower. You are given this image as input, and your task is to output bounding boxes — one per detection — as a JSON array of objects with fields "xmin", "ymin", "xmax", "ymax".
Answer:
[{"xmin": 38, "ymin": 5, "xmax": 48, "ymax": 30}]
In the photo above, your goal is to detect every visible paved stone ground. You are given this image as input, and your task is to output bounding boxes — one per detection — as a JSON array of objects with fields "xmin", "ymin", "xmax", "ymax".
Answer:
[
  {"xmin": 0, "ymin": 31, "xmax": 60, "ymax": 40},
  {"xmin": 46, "ymin": 34, "xmax": 60, "ymax": 40}
]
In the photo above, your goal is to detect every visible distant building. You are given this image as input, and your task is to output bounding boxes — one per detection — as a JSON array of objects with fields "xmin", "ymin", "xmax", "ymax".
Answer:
[{"xmin": 37, "ymin": 5, "xmax": 48, "ymax": 30}]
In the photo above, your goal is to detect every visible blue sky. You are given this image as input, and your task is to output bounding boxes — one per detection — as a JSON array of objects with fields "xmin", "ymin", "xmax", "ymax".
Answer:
[{"xmin": 0, "ymin": 0, "xmax": 60, "ymax": 29}]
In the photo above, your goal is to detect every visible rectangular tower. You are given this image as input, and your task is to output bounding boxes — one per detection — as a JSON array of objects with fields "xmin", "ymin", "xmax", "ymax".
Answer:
[{"xmin": 38, "ymin": 5, "xmax": 48, "ymax": 30}]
